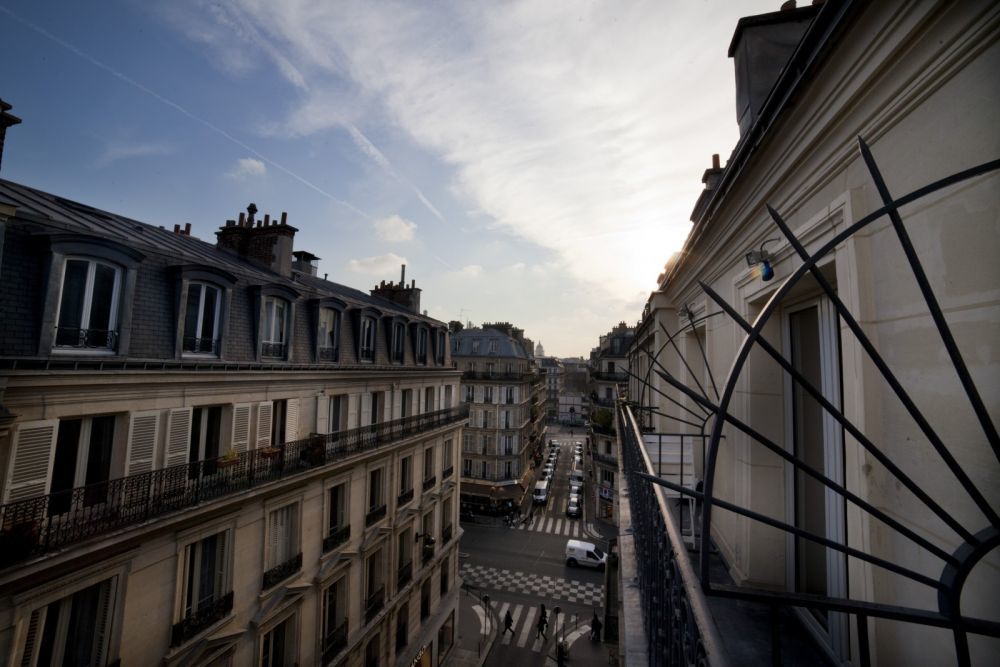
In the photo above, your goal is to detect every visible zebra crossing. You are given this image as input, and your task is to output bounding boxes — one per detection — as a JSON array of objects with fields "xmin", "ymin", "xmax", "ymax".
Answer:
[
  {"xmin": 472, "ymin": 601, "xmax": 591, "ymax": 653},
  {"xmin": 514, "ymin": 515, "xmax": 583, "ymax": 537},
  {"xmin": 461, "ymin": 563, "xmax": 604, "ymax": 606}
]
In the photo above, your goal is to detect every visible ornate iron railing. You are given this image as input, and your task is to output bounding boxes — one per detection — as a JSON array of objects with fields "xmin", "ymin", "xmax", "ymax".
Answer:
[
  {"xmin": 398, "ymin": 488, "xmax": 414, "ymax": 505},
  {"xmin": 262, "ymin": 552, "xmax": 302, "ymax": 589},
  {"xmin": 365, "ymin": 504, "xmax": 387, "ymax": 527},
  {"xmin": 321, "ymin": 620, "xmax": 348, "ymax": 664},
  {"xmin": 55, "ymin": 326, "xmax": 118, "ymax": 350},
  {"xmin": 318, "ymin": 346, "xmax": 339, "ymax": 362},
  {"xmin": 261, "ymin": 341, "xmax": 286, "ymax": 358},
  {"xmin": 422, "ymin": 476, "xmax": 436, "ymax": 491},
  {"xmin": 623, "ymin": 140, "xmax": 1000, "ymax": 666},
  {"xmin": 182, "ymin": 336, "xmax": 220, "ymax": 355},
  {"xmin": 0, "ymin": 405, "xmax": 468, "ymax": 567},
  {"xmin": 442, "ymin": 465, "xmax": 454, "ymax": 480},
  {"xmin": 397, "ymin": 560, "xmax": 413, "ymax": 588},
  {"xmin": 170, "ymin": 591, "xmax": 234, "ymax": 647},
  {"xmin": 323, "ymin": 524, "xmax": 351, "ymax": 553}
]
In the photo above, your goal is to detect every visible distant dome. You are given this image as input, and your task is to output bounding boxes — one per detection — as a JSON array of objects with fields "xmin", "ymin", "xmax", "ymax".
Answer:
[{"xmin": 535, "ymin": 341, "xmax": 545, "ymax": 357}]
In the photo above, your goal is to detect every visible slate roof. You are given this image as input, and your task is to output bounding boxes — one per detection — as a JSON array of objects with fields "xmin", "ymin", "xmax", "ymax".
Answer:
[{"xmin": 451, "ymin": 327, "xmax": 529, "ymax": 359}]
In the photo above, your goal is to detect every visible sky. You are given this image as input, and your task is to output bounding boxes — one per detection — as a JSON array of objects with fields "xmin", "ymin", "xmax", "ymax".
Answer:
[{"xmin": 0, "ymin": 0, "xmax": 780, "ymax": 357}]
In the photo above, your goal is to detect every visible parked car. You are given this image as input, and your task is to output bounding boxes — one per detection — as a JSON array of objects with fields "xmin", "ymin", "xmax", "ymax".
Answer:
[
  {"xmin": 569, "ymin": 481, "xmax": 583, "ymax": 496},
  {"xmin": 566, "ymin": 498, "xmax": 581, "ymax": 518}
]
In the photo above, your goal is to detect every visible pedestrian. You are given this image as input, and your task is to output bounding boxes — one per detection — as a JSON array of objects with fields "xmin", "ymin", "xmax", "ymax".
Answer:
[
  {"xmin": 503, "ymin": 610, "xmax": 515, "ymax": 636},
  {"xmin": 535, "ymin": 613, "xmax": 548, "ymax": 639},
  {"xmin": 591, "ymin": 612, "xmax": 603, "ymax": 642}
]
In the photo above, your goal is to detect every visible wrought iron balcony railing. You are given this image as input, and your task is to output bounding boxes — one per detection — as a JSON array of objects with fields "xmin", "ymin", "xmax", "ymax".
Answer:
[
  {"xmin": 321, "ymin": 620, "xmax": 348, "ymax": 664},
  {"xmin": 55, "ymin": 326, "xmax": 118, "ymax": 350},
  {"xmin": 170, "ymin": 591, "xmax": 233, "ymax": 647},
  {"xmin": 262, "ymin": 552, "xmax": 302, "ymax": 589},
  {"xmin": 365, "ymin": 504, "xmax": 387, "ymax": 527},
  {"xmin": 398, "ymin": 488, "xmax": 414, "ymax": 505},
  {"xmin": 0, "ymin": 405, "xmax": 468, "ymax": 567},
  {"xmin": 397, "ymin": 560, "xmax": 413, "ymax": 588},
  {"xmin": 318, "ymin": 346, "xmax": 339, "ymax": 362},
  {"xmin": 442, "ymin": 465, "xmax": 454, "ymax": 480},
  {"xmin": 322, "ymin": 524, "xmax": 350, "ymax": 553},
  {"xmin": 422, "ymin": 476, "xmax": 436, "ymax": 491},
  {"xmin": 591, "ymin": 371, "xmax": 628, "ymax": 382},
  {"xmin": 261, "ymin": 341, "xmax": 286, "ymax": 358}
]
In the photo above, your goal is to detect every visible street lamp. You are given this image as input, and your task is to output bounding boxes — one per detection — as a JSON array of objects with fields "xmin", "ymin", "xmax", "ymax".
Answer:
[{"xmin": 483, "ymin": 594, "xmax": 491, "ymax": 636}]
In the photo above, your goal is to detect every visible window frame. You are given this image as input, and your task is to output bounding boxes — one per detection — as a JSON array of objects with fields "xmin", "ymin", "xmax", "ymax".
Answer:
[
  {"xmin": 172, "ymin": 518, "xmax": 237, "ymax": 646},
  {"xmin": 171, "ymin": 265, "xmax": 236, "ymax": 360},
  {"xmin": 39, "ymin": 234, "xmax": 144, "ymax": 357},
  {"xmin": 254, "ymin": 284, "xmax": 300, "ymax": 362},
  {"xmin": 262, "ymin": 494, "xmax": 303, "ymax": 588},
  {"xmin": 314, "ymin": 298, "xmax": 346, "ymax": 363},
  {"xmin": 356, "ymin": 309, "xmax": 380, "ymax": 363}
]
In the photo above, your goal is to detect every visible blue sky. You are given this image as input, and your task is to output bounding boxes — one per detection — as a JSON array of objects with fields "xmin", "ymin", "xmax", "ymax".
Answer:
[{"xmin": 0, "ymin": 0, "xmax": 777, "ymax": 357}]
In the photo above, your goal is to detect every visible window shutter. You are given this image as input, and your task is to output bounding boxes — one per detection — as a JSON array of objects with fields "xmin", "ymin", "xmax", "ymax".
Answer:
[
  {"xmin": 20, "ymin": 608, "xmax": 44, "ymax": 667},
  {"xmin": 164, "ymin": 408, "xmax": 193, "ymax": 468},
  {"xmin": 392, "ymin": 391, "xmax": 402, "ymax": 420},
  {"xmin": 216, "ymin": 531, "xmax": 229, "ymax": 595},
  {"xmin": 125, "ymin": 411, "xmax": 160, "ymax": 475},
  {"xmin": 256, "ymin": 401, "xmax": 273, "ymax": 448},
  {"xmin": 91, "ymin": 578, "xmax": 115, "ymax": 667},
  {"xmin": 285, "ymin": 399, "xmax": 299, "ymax": 441},
  {"xmin": 347, "ymin": 394, "xmax": 360, "ymax": 429},
  {"xmin": 269, "ymin": 510, "xmax": 279, "ymax": 566},
  {"xmin": 5, "ymin": 420, "xmax": 58, "ymax": 503},
  {"xmin": 231, "ymin": 403, "xmax": 251, "ymax": 452},
  {"xmin": 360, "ymin": 393, "xmax": 371, "ymax": 428},
  {"xmin": 316, "ymin": 395, "xmax": 330, "ymax": 434}
]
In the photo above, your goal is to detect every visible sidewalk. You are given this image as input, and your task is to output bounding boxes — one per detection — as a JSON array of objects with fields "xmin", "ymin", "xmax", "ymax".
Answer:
[{"xmin": 452, "ymin": 578, "xmax": 498, "ymax": 667}]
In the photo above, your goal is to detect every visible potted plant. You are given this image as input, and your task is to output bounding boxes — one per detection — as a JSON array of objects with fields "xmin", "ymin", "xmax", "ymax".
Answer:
[
  {"xmin": 260, "ymin": 445, "xmax": 282, "ymax": 460},
  {"xmin": 217, "ymin": 447, "xmax": 240, "ymax": 468}
]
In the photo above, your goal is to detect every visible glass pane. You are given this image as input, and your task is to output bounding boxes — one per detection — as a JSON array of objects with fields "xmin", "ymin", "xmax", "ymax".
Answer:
[
  {"xmin": 274, "ymin": 302, "xmax": 285, "ymax": 343},
  {"xmin": 89, "ymin": 263, "xmax": 118, "ymax": 333},
  {"xmin": 57, "ymin": 260, "xmax": 89, "ymax": 342},
  {"xmin": 184, "ymin": 285, "xmax": 202, "ymax": 343},
  {"xmin": 201, "ymin": 287, "xmax": 219, "ymax": 341},
  {"xmin": 199, "ymin": 534, "xmax": 218, "ymax": 608},
  {"xmin": 264, "ymin": 299, "xmax": 275, "ymax": 342}
]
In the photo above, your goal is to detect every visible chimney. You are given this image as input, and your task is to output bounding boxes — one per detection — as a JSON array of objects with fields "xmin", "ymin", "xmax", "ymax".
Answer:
[
  {"xmin": 690, "ymin": 153, "xmax": 727, "ymax": 223},
  {"xmin": 370, "ymin": 264, "xmax": 422, "ymax": 313},
  {"xmin": 292, "ymin": 250, "xmax": 320, "ymax": 276},
  {"xmin": 728, "ymin": 2, "xmax": 820, "ymax": 136},
  {"xmin": 0, "ymin": 99, "xmax": 23, "ymax": 173},
  {"xmin": 216, "ymin": 203, "xmax": 298, "ymax": 277}
]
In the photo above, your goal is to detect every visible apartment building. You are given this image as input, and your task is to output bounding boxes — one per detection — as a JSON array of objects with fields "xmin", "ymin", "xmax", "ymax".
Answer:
[
  {"xmin": 536, "ymin": 357, "xmax": 563, "ymax": 422},
  {"xmin": 452, "ymin": 325, "xmax": 543, "ymax": 509},
  {"xmin": 621, "ymin": 1, "xmax": 999, "ymax": 664},
  {"xmin": 0, "ymin": 173, "xmax": 465, "ymax": 666}
]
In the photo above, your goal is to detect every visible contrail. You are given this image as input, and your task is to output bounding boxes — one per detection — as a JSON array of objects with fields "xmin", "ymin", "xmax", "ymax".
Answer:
[{"xmin": 0, "ymin": 4, "xmax": 371, "ymax": 220}]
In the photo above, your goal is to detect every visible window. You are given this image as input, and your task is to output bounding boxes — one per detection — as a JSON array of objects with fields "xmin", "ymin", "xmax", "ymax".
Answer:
[
  {"xmin": 504, "ymin": 461, "xmax": 512, "ymax": 479},
  {"xmin": 480, "ymin": 461, "xmax": 487, "ymax": 478},
  {"xmin": 328, "ymin": 394, "xmax": 347, "ymax": 432},
  {"xmin": 417, "ymin": 328, "xmax": 428, "ymax": 364},
  {"xmin": 483, "ymin": 386, "xmax": 494, "ymax": 403},
  {"xmin": 420, "ymin": 578, "xmax": 431, "ymax": 620},
  {"xmin": 424, "ymin": 386, "xmax": 435, "ymax": 412},
  {"xmin": 463, "ymin": 459, "xmax": 472, "ymax": 476},
  {"xmin": 365, "ymin": 550, "xmax": 385, "ymax": 622},
  {"xmin": 261, "ymin": 614, "xmax": 296, "ymax": 667},
  {"xmin": 175, "ymin": 530, "xmax": 232, "ymax": 646},
  {"xmin": 391, "ymin": 322, "xmax": 405, "ymax": 363},
  {"xmin": 55, "ymin": 258, "xmax": 122, "ymax": 351},
  {"xmin": 423, "ymin": 447, "xmax": 435, "ymax": 484},
  {"xmin": 367, "ymin": 468, "xmax": 386, "ymax": 525},
  {"xmin": 488, "ymin": 339, "xmax": 497, "ymax": 354},
  {"xmin": 325, "ymin": 481, "xmax": 350, "ymax": 552},
  {"xmin": 602, "ymin": 469, "xmax": 615, "ymax": 487},
  {"xmin": 443, "ymin": 440, "xmax": 454, "ymax": 474},
  {"xmin": 401, "ymin": 389, "xmax": 413, "ymax": 418},
  {"xmin": 435, "ymin": 331, "xmax": 446, "ymax": 364},
  {"xmin": 50, "ymin": 415, "xmax": 116, "ymax": 515},
  {"xmin": 486, "ymin": 362, "xmax": 496, "ymax": 376},
  {"xmin": 264, "ymin": 503, "xmax": 301, "ymax": 583},
  {"xmin": 503, "ymin": 411, "xmax": 511, "ymax": 429},
  {"xmin": 396, "ymin": 525, "xmax": 413, "ymax": 589},
  {"xmin": 20, "ymin": 577, "xmax": 118, "ymax": 666},
  {"xmin": 471, "ymin": 339, "xmax": 480, "ymax": 354},
  {"xmin": 395, "ymin": 601, "xmax": 409, "ymax": 651},
  {"xmin": 262, "ymin": 296, "xmax": 288, "ymax": 358},
  {"xmin": 321, "ymin": 577, "xmax": 348, "ymax": 661},
  {"xmin": 505, "ymin": 387, "xmax": 514, "ymax": 404},
  {"xmin": 365, "ymin": 634, "xmax": 381, "ymax": 667},
  {"xmin": 440, "ymin": 554, "xmax": 450, "ymax": 595},
  {"xmin": 370, "ymin": 391, "xmax": 383, "ymax": 426},
  {"xmin": 464, "ymin": 386, "xmax": 474, "ymax": 402},
  {"xmin": 271, "ymin": 399, "xmax": 288, "ymax": 445},
  {"xmin": 398, "ymin": 455, "xmax": 413, "ymax": 504},
  {"xmin": 503, "ymin": 435, "xmax": 513, "ymax": 455},
  {"xmin": 319, "ymin": 308, "xmax": 341, "ymax": 361},
  {"xmin": 182, "ymin": 283, "xmax": 222, "ymax": 356},
  {"xmin": 360, "ymin": 316, "xmax": 376, "ymax": 362},
  {"xmin": 437, "ymin": 612, "xmax": 455, "ymax": 665},
  {"xmin": 189, "ymin": 406, "xmax": 222, "ymax": 479}
]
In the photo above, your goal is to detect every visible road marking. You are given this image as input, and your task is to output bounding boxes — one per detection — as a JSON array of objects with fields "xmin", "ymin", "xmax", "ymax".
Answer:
[
  {"xmin": 473, "ymin": 604, "xmax": 487, "ymax": 635},
  {"xmin": 566, "ymin": 624, "xmax": 591, "ymax": 647},
  {"xmin": 517, "ymin": 607, "xmax": 537, "ymax": 648}
]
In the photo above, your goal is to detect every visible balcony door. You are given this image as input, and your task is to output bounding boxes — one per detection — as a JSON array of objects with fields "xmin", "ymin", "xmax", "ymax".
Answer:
[{"xmin": 783, "ymin": 297, "xmax": 848, "ymax": 661}]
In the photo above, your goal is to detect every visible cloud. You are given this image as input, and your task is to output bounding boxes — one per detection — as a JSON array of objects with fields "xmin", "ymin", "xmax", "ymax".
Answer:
[
  {"xmin": 228, "ymin": 157, "xmax": 267, "ymax": 179},
  {"xmin": 457, "ymin": 265, "xmax": 482, "ymax": 278},
  {"xmin": 347, "ymin": 252, "xmax": 408, "ymax": 275},
  {"xmin": 374, "ymin": 214, "xmax": 417, "ymax": 242},
  {"xmin": 96, "ymin": 140, "xmax": 173, "ymax": 167}
]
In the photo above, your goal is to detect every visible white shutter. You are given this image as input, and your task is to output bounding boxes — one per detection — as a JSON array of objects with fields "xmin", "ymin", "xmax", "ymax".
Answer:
[
  {"xmin": 392, "ymin": 391, "xmax": 402, "ymax": 421},
  {"xmin": 20, "ymin": 608, "xmax": 44, "ymax": 666},
  {"xmin": 285, "ymin": 399, "xmax": 299, "ymax": 441},
  {"xmin": 164, "ymin": 408, "xmax": 193, "ymax": 468},
  {"xmin": 231, "ymin": 404, "xmax": 251, "ymax": 452},
  {"xmin": 256, "ymin": 401, "xmax": 274, "ymax": 448},
  {"xmin": 4, "ymin": 420, "xmax": 58, "ymax": 503},
  {"xmin": 347, "ymin": 394, "xmax": 360, "ymax": 429},
  {"xmin": 125, "ymin": 411, "xmax": 160, "ymax": 475},
  {"xmin": 360, "ymin": 393, "xmax": 371, "ymax": 428},
  {"xmin": 316, "ymin": 395, "xmax": 330, "ymax": 434},
  {"xmin": 91, "ymin": 577, "xmax": 115, "ymax": 666}
]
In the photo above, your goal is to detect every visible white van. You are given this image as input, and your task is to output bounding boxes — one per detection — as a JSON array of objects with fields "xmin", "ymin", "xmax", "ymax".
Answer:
[
  {"xmin": 532, "ymin": 480, "xmax": 550, "ymax": 505},
  {"xmin": 565, "ymin": 539, "xmax": 606, "ymax": 569}
]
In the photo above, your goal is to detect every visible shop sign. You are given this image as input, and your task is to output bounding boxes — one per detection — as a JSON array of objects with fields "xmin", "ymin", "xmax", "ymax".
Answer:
[
  {"xmin": 410, "ymin": 643, "xmax": 432, "ymax": 667},
  {"xmin": 599, "ymin": 486, "xmax": 615, "ymax": 501}
]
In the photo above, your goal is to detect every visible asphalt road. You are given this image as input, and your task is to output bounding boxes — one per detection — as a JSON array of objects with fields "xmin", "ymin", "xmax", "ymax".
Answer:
[{"xmin": 459, "ymin": 430, "xmax": 606, "ymax": 666}]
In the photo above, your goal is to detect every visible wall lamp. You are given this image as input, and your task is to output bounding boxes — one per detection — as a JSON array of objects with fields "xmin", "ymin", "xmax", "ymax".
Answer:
[{"xmin": 745, "ymin": 239, "xmax": 779, "ymax": 281}]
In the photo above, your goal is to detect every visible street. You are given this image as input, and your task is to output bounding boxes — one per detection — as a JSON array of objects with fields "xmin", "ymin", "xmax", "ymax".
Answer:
[{"xmin": 458, "ymin": 427, "xmax": 610, "ymax": 666}]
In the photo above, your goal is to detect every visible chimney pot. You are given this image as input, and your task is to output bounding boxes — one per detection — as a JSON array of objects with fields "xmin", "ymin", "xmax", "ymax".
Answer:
[
  {"xmin": 280, "ymin": 211, "xmax": 288, "ymax": 225},
  {"xmin": 184, "ymin": 223, "xmax": 192, "ymax": 235},
  {"xmin": 238, "ymin": 212, "xmax": 246, "ymax": 226},
  {"xmin": 173, "ymin": 224, "xmax": 180, "ymax": 233},
  {"xmin": 781, "ymin": 0, "xmax": 796, "ymax": 10},
  {"xmin": 264, "ymin": 213, "xmax": 271, "ymax": 226},
  {"xmin": 712, "ymin": 153, "xmax": 720, "ymax": 169}
]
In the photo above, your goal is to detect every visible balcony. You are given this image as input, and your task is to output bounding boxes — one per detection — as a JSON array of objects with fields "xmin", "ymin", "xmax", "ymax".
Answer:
[
  {"xmin": 182, "ymin": 336, "xmax": 221, "ymax": 356},
  {"xmin": 591, "ymin": 371, "xmax": 628, "ymax": 382},
  {"xmin": 0, "ymin": 405, "xmax": 468, "ymax": 568},
  {"xmin": 593, "ymin": 450, "xmax": 617, "ymax": 466},
  {"xmin": 262, "ymin": 552, "xmax": 302, "ymax": 589},
  {"xmin": 318, "ymin": 346, "xmax": 339, "ymax": 362},
  {"xmin": 397, "ymin": 560, "xmax": 413, "ymax": 588},
  {"xmin": 462, "ymin": 370, "xmax": 536, "ymax": 381},
  {"xmin": 261, "ymin": 341, "xmax": 286, "ymax": 358},
  {"xmin": 398, "ymin": 488, "xmax": 414, "ymax": 505},
  {"xmin": 170, "ymin": 591, "xmax": 233, "ymax": 647},
  {"xmin": 321, "ymin": 621, "xmax": 348, "ymax": 664},
  {"xmin": 422, "ymin": 476, "xmax": 436, "ymax": 491},
  {"xmin": 365, "ymin": 586, "xmax": 385, "ymax": 623},
  {"xmin": 55, "ymin": 326, "xmax": 118, "ymax": 350},
  {"xmin": 322, "ymin": 524, "xmax": 350, "ymax": 553},
  {"xmin": 365, "ymin": 504, "xmax": 387, "ymax": 527},
  {"xmin": 442, "ymin": 465, "xmax": 454, "ymax": 480}
]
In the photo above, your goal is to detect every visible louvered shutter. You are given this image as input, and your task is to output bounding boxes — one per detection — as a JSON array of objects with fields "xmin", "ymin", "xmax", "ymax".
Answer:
[
  {"xmin": 256, "ymin": 401, "xmax": 273, "ymax": 449},
  {"xmin": 360, "ymin": 393, "xmax": 371, "ymax": 428},
  {"xmin": 4, "ymin": 420, "xmax": 58, "ymax": 503},
  {"xmin": 392, "ymin": 391, "xmax": 402, "ymax": 421},
  {"xmin": 215, "ymin": 531, "xmax": 229, "ymax": 596},
  {"xmin": 164, "ymin": 408, "xmax": 193, "ymax": 468},
  {"xmin": 20, "ymin": 608, "xmax": 44, "ymax": 666},
  {"xmin": 285, "ymin": 399, "xmax": 299, "ymax": 441},
  {"xmin": 347, "ymin": 394, "xmax": 359, "ymax": 429},
  {"xmin": 231, "ymin": 404, "xmax": 251, "ymax": 452},
  {"xmin": 125, "ymin": 411, "xmax": 160, "ymax": 475},
  {"xmin": 91, "ymin": 577, "xmax": 115, "ymax": 666},
  {"xmin": 316, "ymin": 395, "xmax": 330, "ymax": 434}
]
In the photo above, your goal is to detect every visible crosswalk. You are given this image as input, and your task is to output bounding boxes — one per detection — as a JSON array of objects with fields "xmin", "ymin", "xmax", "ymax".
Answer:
[
  {"xmin": 513, "ymin": 515, "xmax": 583, "ymax": 537},
  {"xmin": 473, "ymin": 602, "xmax": 591, "ymax": 653}
]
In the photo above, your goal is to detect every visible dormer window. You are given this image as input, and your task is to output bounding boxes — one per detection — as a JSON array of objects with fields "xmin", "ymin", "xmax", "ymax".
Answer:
[
  {"xmin": 488, "ymin": 339, "xmax": 497, "ymax": 354},
  {"xmin": 55, "ymin": 258, "xmax": 122, "ymax": 351},
  {"xmin": 319, "ymin": 308, "xmax": 341, "ymax": 362},
  {"xmin": 417, "ymin": 328, "xmax": 428, "ymax": 364},
  {"xmin": 435, "ymin": 331, "xmax": 446, "ymax": 364},
  {"xmin": 360, "ymin": 316, "xmax": 376, "ymax": 362},
  {"xmin": 183, "ymin": 283, "xmax": 222, "ymax": 355},
  {"xmin": 391, "ymin": 322, "xmax": 405, "ymax": 363},
  {"xmin": 471, "ymin": 339, "xmax": 480, "ymax": 354},
  {"xmin": 262, "ymin": 296, "xmax": 288, "ymax": 358}
]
